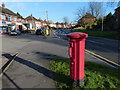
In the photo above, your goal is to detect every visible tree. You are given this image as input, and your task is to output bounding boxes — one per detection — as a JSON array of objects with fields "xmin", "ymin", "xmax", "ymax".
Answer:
[
  {"xmin": 63, "ymin": 17, "xmax": 69, "ymax": 26},
  {"xmin": 48, "ymin": 20, "xmax": 53, "ymax": 24},
  {"xmin": 107, "ymin": 0, "xmax": 120, "ymax": 7},
  {"xmin": 76, "ymin": 6, "xmax": 88, "ymax": 19},
  {"xmin": 88, "ymin": 2, "xmax": 105, "ymax": 18}
]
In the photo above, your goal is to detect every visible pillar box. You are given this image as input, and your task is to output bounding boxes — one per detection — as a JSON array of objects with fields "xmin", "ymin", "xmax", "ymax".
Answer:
[{"xmin": 67, "ymin": 32, "xmax": 88, "ymax": 86}]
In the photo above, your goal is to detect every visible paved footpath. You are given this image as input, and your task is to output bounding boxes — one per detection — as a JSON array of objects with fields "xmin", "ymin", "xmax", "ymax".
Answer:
[{"xmin": 1, "ymin": 33, "xmax": 110, "ymax": 89}]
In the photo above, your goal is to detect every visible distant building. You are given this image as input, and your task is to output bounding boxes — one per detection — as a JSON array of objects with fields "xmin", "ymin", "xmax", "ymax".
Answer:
[
  {"xmin": 78, "ymin": 12, "xmax": 96, "ymax": 25},
  {"xmin": 55, "ymin": 22, "xmax": 65, "ymax": 28},
  {"xmin": 49, "ymin": 23, "xmax": 56, "ymax": 28},
  {"xmin": 16, "ymin": 12, "xmax": 26, "ymax": 23},
  {"xmin": 25, "ymin": 14, "xmax": 42, "ymax": 29},
  {"xmin": 0, "ymin": 3, "xmax": 50, "ymax": 31}
]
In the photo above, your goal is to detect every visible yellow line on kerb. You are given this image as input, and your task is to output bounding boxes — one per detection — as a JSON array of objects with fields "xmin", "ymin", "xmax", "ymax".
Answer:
[{"xmin": 85, "ymin": 49, "xmax": 120, "ymax": 67}]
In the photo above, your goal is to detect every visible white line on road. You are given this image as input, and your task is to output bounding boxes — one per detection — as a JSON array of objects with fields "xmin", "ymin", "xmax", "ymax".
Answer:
[{"xmin": 87, "ymin": 40, "xmax": 104, "ymax": 45}]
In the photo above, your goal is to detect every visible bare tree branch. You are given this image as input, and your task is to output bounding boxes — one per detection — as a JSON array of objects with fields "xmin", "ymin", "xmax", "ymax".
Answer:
[
  {"xmin": 63, "ymin": 17, "xmax": 69, "ymax": 25},
  {"xmin": 107, "ymin": 0, "xmax": 120, "ymax": 7},
  {"xmin": 88, "ymin": 2, "xmax": 105, "ymax": 18},
  {"xmin": 76, "ymin": 6, "xmax": 88, "ymax": 19}
]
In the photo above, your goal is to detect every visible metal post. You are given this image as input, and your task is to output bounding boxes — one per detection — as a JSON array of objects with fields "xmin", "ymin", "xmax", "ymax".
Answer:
[
  {"xmin": 102, "ymin": 17, "xmax": 103, "ymax": 31},
  {"xmin": 46, "ymin": 11, "xmax": 48, "ymax": 23}
]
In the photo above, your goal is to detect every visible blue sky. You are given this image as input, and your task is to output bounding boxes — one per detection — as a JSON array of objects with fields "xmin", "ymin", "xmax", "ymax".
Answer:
[{"xmin": 4, "ymin": 2, "xmax": 117, "ymax": 23}]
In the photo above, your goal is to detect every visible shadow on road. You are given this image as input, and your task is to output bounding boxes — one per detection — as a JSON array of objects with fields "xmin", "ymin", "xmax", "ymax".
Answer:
[
  {"xmin": 35, "ymin": 51, "xmax": 67, "ymax": 60},
  {"xmin": 3, "ymin": 72, "xmax": 22, "ymax": 90},
  {"xmin": 2, "ymin": 53, "xmax": 71, "ymax": 88}
]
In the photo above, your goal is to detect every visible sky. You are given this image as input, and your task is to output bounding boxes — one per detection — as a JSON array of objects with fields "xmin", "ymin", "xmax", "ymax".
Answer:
[{"xmin": 2, "ymin": 2, "xmax": 118, "ymax": 23}]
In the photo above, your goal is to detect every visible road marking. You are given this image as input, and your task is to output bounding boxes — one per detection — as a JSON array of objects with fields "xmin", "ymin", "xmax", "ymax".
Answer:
[
  {"xmin": 53, "ymin": 34, "xmax": 119, "ymax": 68},
  {"xmin": 87, "ymin": 40, "xmax": 104, "ymax": 45},
  {"xmin": 85, "ymin": 51, "xmax": 117, "ymax": 68},
  {"xmin": 85, "ymin": 49, "xmax": 120, "ymax": 68}
]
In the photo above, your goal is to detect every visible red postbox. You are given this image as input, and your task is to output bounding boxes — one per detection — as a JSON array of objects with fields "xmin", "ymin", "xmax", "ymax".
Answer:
[{"xmin": 67, "ymin": 32, "xmax": 88, "ymax": 86}]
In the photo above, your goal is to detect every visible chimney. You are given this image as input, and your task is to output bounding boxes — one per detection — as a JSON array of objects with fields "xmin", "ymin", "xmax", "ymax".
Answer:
[{"xmin": 2, "ymin": 3, "xmax": 5, "ymax": 8}]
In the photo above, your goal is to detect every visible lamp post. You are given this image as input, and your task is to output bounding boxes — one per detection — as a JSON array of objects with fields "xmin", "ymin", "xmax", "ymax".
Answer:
[{"xmin": 101, "ymin": 17, "xmax": 104, "ymax": 31}]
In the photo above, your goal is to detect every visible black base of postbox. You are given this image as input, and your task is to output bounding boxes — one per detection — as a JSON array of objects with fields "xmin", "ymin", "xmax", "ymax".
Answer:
[{"xmin": 70, "ymin": 78, "xmax": 84, "ymax": 87}]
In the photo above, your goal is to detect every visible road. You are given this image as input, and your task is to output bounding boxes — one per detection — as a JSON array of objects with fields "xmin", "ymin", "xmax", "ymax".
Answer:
[
  {"xmin": 56, "ymin": 29, "xmax": 119, "ymax": 65},
  {"xmin": 1, "ymin": 32, "xmax": 69, "ymax": 88},
  {"xmin": 1, "ymin": 30, "xmax": 115, "ymax": 88},
  {"xmin": 86, "ymin": 36, "xmax": 119, "ymax": 64}
]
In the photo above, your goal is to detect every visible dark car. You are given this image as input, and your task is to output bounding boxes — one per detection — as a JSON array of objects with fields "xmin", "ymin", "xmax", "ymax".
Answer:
[
  {"xmin": 35, "ymin": 29, "xmax": 44, "ymax": 35},
  {"xmin": 9, "ymin": 30, "xmax": 21, "ymax": 35}
]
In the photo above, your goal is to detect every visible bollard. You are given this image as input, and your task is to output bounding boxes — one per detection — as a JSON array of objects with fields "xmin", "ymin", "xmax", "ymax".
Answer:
[{"xmin": 67, "ymin": 32, "xmax": 88, "ymax": 87}]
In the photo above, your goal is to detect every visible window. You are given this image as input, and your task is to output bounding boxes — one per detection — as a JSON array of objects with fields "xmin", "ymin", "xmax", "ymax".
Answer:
[
  {"xmin": 0, "ymin": 15, "xmax": 2, "ymax": 19},
  {"xmin": 7, "ymin": 16, "xmax": 11, "ymax": 21},
  {"xmin": 2, "ymin": 15, "xmax": 5, "ymax": 20},
  {"xmin": 14, "ymin": 18, "xmax": 17, "ymax": 21}
]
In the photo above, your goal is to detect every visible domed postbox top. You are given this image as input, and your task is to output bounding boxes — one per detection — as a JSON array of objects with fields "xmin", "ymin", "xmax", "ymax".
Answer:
[{"xmin": 67, "ymin": 32, "xmax": 88, "ymax": 39}]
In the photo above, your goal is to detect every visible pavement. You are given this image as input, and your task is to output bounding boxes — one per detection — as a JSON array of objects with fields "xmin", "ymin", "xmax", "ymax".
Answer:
[{"xmin": 1, "ymin": 31, "xmax": 113, "ymax": 89}]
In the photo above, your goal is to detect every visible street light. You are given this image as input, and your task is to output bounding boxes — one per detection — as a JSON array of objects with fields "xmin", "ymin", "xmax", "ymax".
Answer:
[{"xmin": 101, "ymin": 17, "xmax": 104, "ymax": 31}]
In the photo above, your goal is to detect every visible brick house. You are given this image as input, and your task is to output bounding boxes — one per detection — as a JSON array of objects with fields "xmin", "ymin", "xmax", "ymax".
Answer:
[
  {"xmin": 0, "ymin": 3, "xmax": 18, "ymax": 26},
  {"xmin": 42, "ymin": 19, "xmax": 48, "ymax": 27},
  {"xmin": 25, "ymin": 14, "xmax": 42, "ymax": 29},
  {"xmin": 55, "ymin": 22, "xmax": 65, "ymax": 28},
  {"xmin": 78, "ymin": 12, "xmax": 96, "ymax": 25},
  {"xmin": 16, "ymin": 12, "xmax": 26, "ymax": 23},
  {"xmin": 114, "ymin": 6, "xmax": 120, "ymax": 30}
]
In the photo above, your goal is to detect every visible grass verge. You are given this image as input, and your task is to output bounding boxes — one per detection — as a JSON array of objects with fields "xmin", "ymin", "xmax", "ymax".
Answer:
[
  {"xmin": 50, "ymin": 58, "xmax": 120, "ymax": 89},
  {"xmin": 74, "ymin": 28, "xmax": 86, "ymax": 30},
  {"xmin": 72, "ymin": 30, "xmax": 119, "ymax": 40}
]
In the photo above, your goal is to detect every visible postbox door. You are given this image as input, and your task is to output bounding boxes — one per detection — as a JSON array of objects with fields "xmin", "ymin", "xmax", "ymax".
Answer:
[{"xmin": 69, "ymin": 41, "xmax": 76, "ymax": 79}]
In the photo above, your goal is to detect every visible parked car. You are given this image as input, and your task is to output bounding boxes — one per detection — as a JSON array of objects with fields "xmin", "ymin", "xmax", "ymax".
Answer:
[
  {"xmin": 9, "ymin": 30, "xmax": 21, "ymax": 35},
  {"xmin": 35, "ymin": 28, "xmax": 44, "ymax": 35}
]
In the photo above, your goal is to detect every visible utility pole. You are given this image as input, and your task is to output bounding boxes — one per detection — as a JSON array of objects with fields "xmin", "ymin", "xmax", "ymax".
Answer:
[
  {"xmin": 46, "ymin": 11, "xmax": 48, "ymax": 23},
  {"xmin": 31, "ymin": 14, "xmax": 34, "ymax": 29},
  {"xmin": 102, "ymin": 17, "xmax": 104, "ymax": 31}
]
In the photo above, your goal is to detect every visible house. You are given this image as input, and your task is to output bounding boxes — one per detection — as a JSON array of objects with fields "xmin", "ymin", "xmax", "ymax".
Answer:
[
  {"xmin": 0, "ymin": 3, "xmax": 18, "ymax": 26},
  {"xmin": 78, "ymin": 12, "xmax": 96, "ymax": 25},
  {"xmin": 0, "ymin": 3, "xmax": 20, "ymax": 34},
  {"xmin": 55, "ymin": 22, "xmax": 65, "ymax": 28},
  {"xmin": 114, "ymin": 6, "xmax": 120, "ymax": 30},
  {"xmin": 16, "ymin": 12, "xmax": 26, "ymax": 23},
  {"xmin": 49, "ymin": 23, "xmax": 56, "ymax": 28},
  {"xmin": 0, "ymin": 3, "xmax": 28, "ymax": 32},
  {"xmin": 25, "ymin": 14, "xmax": 42, "ymax": 30},
  {"xmin": 42, "ymin": 19, "xmax": 48, "ymax": 27}
]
